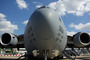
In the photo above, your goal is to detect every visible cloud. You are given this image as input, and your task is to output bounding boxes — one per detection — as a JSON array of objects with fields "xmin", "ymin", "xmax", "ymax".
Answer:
[
  {"xmin": 34, "ymin": 2, "xmax": 43, "ymax": 8},
  {"xmin": 69, "ymin": 23, "xmax": 75, "ymax": 27},
  {"xmin": 36, "ymin": 5, "xmax": 42, "ymax": 8},
  {"xmin": 69, "ymin": 23, "xmax": 90, "ymax": 31},
  {"xmin": 67, "ymin": 11, "xmax": 76, "ymax": 14},
  {"xmin": 0, "ymin": 13, "xmax": 6, "ymax": 21},
  {"xmin": 0, "ymin": 13, "xmax": 18, "ymax": 34},
  {"xmin": 67, "ymin": 31, "xmax": 76, "ymax": 36},
  {"xmin": 16, "ymin": 0, "xmax": 28, "ymax": 9},
  {"xmin": 22, "ymin": 20, "xmax": 28, "ymax": 25},
  {"xmin": 88, "ymin": 13, "xmax": 90, "ymax": 15},
  {"xmin": 48, "ymin": 0, "xmax": 90, "ymax": 16},
  {"xmin": 33, "ymin": 2, "xmax": 37, "ymax": 4}
]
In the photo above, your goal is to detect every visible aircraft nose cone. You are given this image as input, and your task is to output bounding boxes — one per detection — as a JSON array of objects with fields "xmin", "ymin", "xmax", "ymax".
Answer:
[{"xmin": 32, "ymin": 9, "xmax": 53, "ymax": 40}]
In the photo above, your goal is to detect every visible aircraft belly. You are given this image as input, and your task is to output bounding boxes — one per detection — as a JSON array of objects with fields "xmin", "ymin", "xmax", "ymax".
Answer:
[{"xmin": 29, "ymin": 37, "xmax": 62, "ymax": 58}]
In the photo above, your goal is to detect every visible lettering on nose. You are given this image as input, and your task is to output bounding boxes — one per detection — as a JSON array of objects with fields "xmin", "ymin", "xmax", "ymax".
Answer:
[{"xmin": 59, "ymin": 25, "xmax": 64, "ymax": 34}]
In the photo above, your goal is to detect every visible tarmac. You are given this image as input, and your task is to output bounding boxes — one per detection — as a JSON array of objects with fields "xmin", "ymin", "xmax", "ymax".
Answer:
[{"xmin": 0, "ymin": 55, "xmax": 90, "ymax": 60}]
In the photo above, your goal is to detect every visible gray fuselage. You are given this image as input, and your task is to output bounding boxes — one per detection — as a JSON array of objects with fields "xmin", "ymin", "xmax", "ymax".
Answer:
[{"xmin": 24, "ymin": 6, "xmax": 67, "ymax": 58}]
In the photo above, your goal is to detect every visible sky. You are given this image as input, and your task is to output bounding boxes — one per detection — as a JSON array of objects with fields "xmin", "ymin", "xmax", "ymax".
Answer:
[{"xmin": 0, "ymin": 0, "xmax": 90, "ymax": 36}]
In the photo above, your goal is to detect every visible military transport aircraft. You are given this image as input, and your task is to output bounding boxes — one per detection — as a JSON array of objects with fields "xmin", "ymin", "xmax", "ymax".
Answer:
[{"xmin": 0, "ymin": 6, "xmax": 90, "ymax": 60}]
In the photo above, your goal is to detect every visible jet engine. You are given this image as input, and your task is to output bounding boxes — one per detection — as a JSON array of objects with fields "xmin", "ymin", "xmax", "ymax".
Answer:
[
  {"xmin": 73, "ymin": 32, "xmax": 90, "ymax": 47},
  {"xmin": 0, "ymin": 33, "xmax": 18, "ymax": 46}
]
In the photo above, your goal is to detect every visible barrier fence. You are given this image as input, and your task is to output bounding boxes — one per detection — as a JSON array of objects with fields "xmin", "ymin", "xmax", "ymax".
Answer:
[{"xmin": 0, "ymin": 54, "xmax": 23, "ymax": 56}]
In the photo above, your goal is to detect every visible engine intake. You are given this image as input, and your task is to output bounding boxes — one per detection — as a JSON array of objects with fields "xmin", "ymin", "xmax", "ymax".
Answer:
[
  {"xmin": 80, "ymin": 33, "xmax": 89, "ymax": 43},
  {"xmin": 2, "ymin": 33, "xmax": 11, "ymax": 44},
  {"xmin": 73, "ymin": 32, "xmax": 90, "ymax": 47},
  {"xmin": 1, "ymin": 33, "xmax": 18, "ymax": 46}
]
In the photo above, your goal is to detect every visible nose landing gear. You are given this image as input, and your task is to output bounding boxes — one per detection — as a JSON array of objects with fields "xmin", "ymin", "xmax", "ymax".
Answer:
[{"xmin": 42, "ymin": 50, "xmax": 49, "ymax": 60}]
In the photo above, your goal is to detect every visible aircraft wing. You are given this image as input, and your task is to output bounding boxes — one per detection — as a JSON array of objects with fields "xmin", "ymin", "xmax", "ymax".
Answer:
[
  {"xmin": 67, "ymin": 32, "xmax": 90, "ymax": 48},
  {"xmin": 0, "ymin": 33, "xmax": 24, "ymax": 48},
  {"xmin": 0, "ymin": 32, "xmax": 90, "ymax": 49}
]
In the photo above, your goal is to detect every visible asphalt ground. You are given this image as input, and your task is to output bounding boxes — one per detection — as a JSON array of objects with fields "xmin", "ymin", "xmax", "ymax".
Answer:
[{"xmin": 0, "ymin": 55, "xmax": 90, "ymax": 60}]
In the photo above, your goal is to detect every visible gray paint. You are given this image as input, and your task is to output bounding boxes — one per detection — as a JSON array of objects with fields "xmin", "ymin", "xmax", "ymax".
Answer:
[{"xmin": 24, "ymin": 6, "xmax": 67, "ymax": 58}]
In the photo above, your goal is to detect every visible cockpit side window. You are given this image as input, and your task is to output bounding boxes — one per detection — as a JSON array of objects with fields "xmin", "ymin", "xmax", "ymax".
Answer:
[{"xmin": 59, "ymin": 17, "xmax": 62, "ymax": 22}]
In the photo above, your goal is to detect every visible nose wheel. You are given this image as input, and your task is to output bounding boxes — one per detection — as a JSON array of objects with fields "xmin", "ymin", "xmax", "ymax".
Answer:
[
  {"xmin": 42, "ymin": 50, "xmax": 49, "ymax": 60},
  {"xmin": 45, "ymin": 53, "xmax": 47, "ymax": 60}
]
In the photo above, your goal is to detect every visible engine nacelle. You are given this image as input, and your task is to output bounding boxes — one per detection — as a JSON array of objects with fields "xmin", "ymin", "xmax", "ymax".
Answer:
[
  {"xmin": 0, "ymin": 33, "xmax": 18, "ymax": 46},
  {"xmin": 73, "ymin": 32, "xmax": 90, "ymax": 47}
]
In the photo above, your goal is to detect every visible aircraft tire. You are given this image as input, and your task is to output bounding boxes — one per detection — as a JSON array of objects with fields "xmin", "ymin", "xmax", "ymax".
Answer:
[{"xmin": 28, "ymin": 55, "xmax": 36, "ymax": 60}]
